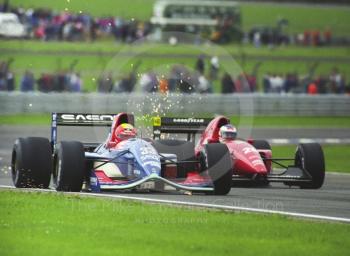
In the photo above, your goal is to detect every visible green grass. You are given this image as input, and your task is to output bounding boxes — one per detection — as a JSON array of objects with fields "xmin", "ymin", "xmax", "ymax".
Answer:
[
  {"xmin": 232, "ymin": 116, "xmax": 350, "ymax": 128},
  {"xmin": 0, "ymin": 114, "xmax": 51, "ymax": 125},
  {"xmin": 273, "ymin": 145, "xmax": 350, "ymax": 173},
  {"xmin": 1, "ymin": 114, "xmax": 350, "ymax": 128},
  {"xmin": 241, "ymin": 3, "xmax": 350, "ymax": 36},
  {"xmin": 1, "ymin": 40, "xmax": 350, "ymax": 58},
  {"xmin": 0, "ymin": 190, "xmax": 349, "ymax": 256},
  {"xmin": 9, "ymin": 0, "xmax": 350, "ymax": 36}
]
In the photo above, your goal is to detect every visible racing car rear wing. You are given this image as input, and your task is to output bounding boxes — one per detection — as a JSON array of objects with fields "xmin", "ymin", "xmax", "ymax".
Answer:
[
  {"xmin": 153, "ymin": 116, "xmax": 212, "ymax": 141},
  {"xmin": 52, "ymin": 113, "xmax": 115, "ymax": 127},
  {"xmin": 51, "ymin": 113, "xmax": 116, "ymax": 148}
]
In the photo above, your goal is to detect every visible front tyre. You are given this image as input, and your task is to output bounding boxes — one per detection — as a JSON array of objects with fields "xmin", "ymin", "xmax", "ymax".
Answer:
[
  {"xmin": 11, "ymin": 137, "xmax": 52, "ymax": 188},
  {"xmin": 295, "ymin": 143, "xmax": 325, "ymax": 189},
  {"xmin": 53, "ymin": 141, "xmax": 85, "ymax": 192},
  {"xmin": 202, "ymin": 143, "xmax": 232, "ymax": 195}
]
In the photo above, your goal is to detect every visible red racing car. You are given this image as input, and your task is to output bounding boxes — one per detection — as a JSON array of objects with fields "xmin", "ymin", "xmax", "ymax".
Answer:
[{"xmin": 153, "ymin": 115, "xmax": 325, "ymax": 190}]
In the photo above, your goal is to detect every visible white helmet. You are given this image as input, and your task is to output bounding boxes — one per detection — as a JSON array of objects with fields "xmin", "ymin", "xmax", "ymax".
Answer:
[{"xmin": 219, "ymin": 124, "xmax": 237, "ymax": 141}]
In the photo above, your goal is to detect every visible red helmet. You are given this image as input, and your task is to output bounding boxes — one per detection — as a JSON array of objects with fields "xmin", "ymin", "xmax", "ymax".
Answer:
[{"xmin": 114, "ymin": 123, "xmax": 137, "ymax": 143}]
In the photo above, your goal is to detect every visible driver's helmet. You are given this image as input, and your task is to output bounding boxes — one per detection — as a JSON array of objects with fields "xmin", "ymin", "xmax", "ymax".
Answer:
[
  {"xmin": 219, "ymin": 124, "xmax": 237, "ymax": 142},
  {"xmin": 114, "ymin": 123, "xmax": 137, "ymax": 143}
]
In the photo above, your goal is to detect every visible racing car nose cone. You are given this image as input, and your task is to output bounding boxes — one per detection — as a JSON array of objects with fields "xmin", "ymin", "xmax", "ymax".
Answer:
[
  {"xmin": 230, "ymin": 141, "xmax": 268, "ymax": 175},
  {"xmin": 235, "ymin": 158, "xmax": 267, "ymax": 175}
]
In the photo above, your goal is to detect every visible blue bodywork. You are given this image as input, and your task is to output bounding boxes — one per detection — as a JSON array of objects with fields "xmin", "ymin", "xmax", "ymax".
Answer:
[{"xmin": 87, "ymin": 138, "xmax": 162, "ymax": 192}]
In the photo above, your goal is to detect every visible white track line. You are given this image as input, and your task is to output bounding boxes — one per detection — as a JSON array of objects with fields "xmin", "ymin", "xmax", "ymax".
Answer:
[
  {"xmin": 1, "ymin": 185, "xmax": 350, "ymax": 223},
  {"xmin": 269, "ymin": 138, "xmax": 350, "ymax": 145},
  {"xmin": 327, "ymin": 172, "xmax": 350, "ymax": 176}
]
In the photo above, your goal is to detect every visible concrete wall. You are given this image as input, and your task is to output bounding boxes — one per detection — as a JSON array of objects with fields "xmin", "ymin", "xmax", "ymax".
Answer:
[{"xmin": 1, "ymin": 92, "xmax": 349, "ymax": 116}]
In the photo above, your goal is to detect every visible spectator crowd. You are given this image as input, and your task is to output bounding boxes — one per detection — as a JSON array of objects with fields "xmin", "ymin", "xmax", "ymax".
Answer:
[
  {"xmin": 0, "ymin": 60, "xmax": 83, "ymax": 92},
  {"xmin": 0, "ymin": 57, "xmax": 349, "ymax": 95},
  {"xmin": 261, "ymin": 68, "xmax": 347, "ymax": 94},
  {"xmin": 0, "ymin": 2, "xmax": 152, "ymax": 42}
]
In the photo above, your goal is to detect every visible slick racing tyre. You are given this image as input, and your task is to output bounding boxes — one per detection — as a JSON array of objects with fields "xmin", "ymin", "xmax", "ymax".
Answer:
[
  {"xmin": 153, "ymin": 139, "xmax": 195, "ymax": 178},
  {"xmin": 252, "ymin": 140, "xmax": 271, "ymax": 150},
  {"xmin": 202, "ymin": 143, "xmax": 232, "ymax": 195},
  {"xmin": 53, "ymin": 141, "xmax": 85, "ymax": 192},
  {"xmin": 295, "ymin": 143, "xmax": 325, "ymax": 189},
  {"xmin": 11, "ymin": 137, "xmax": 52, "ymax": 188}
]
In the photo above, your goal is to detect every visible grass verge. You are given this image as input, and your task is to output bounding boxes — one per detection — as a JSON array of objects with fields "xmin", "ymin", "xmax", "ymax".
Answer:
[
  {"xmin": 1, "ymin": 40, "xmax": 350, "ymax": 59},
  {"xmin": 231, "ymin": 116, "xmax": 350, "ymax": 128},
  {"xmin": 0, "ymin": 114, "xmax": 51, "ymax": 125},
  {"xmin": 1, "ymin": 114, "xmax": 350, "ymax": 128},
  {"xmin": 0, "ymin": 190, "xmax": 349, "ymax": 256}
]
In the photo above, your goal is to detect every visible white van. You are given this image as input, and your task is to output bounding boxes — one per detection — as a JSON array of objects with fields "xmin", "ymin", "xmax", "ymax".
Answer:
[{"xmin": 0, "ymin": 13, "xmax": 26, "ymax": 37}]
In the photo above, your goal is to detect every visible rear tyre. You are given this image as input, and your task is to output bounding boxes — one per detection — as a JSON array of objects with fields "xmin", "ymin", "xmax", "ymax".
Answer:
[
  {"xmin": 202, "ymin": 143, "xmax": 232, "ymax": 195},
  {"xmin": 252, "ymin": 140, "xmax": 271, "ymax": 150},
  {"xmin": 295, "ymin": 143, "xmax": 325, "ymax": 189},
  {"xmin": 152, "ymin": 139, "xmax": 195, "ymax": 178},
  {"xmin": 53, "ymin": 141, "xmax": 85, "ymax": 192},
  {"xmin": 11, "ymin": 137, "xmax": 52, "ymax": 188}
]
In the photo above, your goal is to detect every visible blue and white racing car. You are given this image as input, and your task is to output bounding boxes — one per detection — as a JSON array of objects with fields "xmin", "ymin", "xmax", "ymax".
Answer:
[{"xmin": 11, "ymin": 113, "xmax": 232, "ymax": 195}]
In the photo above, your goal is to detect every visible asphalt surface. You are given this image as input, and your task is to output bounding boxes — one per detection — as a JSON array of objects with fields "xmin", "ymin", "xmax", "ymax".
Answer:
[{"xmin": 1, "ymin": 125, "xmax": 350, "ymax": 220}]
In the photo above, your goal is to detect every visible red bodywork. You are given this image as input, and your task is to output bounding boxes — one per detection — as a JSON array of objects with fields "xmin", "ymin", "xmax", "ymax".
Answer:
[{"xmin": 195, "ymin": 116, "xmax": 272, "ymax": 177}]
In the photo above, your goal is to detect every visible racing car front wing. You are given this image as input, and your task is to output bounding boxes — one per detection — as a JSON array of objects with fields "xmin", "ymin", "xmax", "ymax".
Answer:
[
  {"xmin": 232, "ymin": 166, "xmax": 312, "ymax": 184},
  {"xmin": 91, "ymin": 173, "xmax": 214, "ymax": 193}
]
